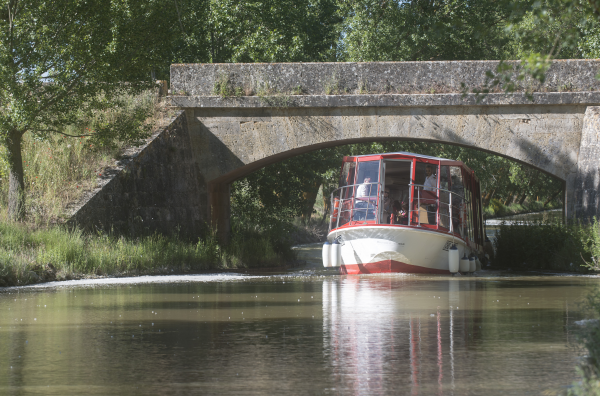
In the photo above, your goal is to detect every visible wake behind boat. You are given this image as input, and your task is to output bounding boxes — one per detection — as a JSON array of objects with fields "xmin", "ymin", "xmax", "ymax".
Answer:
[{"xmin": 323, "ymin": 152, "xmax": 485, "ymax": 274}]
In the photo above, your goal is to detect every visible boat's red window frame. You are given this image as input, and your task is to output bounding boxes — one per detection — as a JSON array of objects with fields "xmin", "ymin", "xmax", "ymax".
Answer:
[{"xmin": 333, "ymin": 153, "xmax": 484, "ymax": 251}]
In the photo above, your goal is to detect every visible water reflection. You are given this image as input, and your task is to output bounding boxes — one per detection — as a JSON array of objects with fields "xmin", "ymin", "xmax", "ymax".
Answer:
[
  {"xmin": 0, "ymin": 275, "xmax": 592, "ymax": 395},
  {"xmin": 322, "ymin": 276, "xmax": 581, "ymax": 395}
]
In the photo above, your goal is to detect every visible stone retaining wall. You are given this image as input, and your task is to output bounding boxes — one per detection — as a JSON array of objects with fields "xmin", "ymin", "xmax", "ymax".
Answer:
[{"xmin": 70, "ymin": 111, "xmax": 206, "ymax": 238}]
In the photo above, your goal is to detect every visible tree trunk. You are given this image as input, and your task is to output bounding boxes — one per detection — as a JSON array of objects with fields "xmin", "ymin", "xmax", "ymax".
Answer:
[
  {"xmin": 484, "ymin": 188, "xmax": 496, "ymax": 206},
  {"xmin": 544, "ymin": 188, "xmax": 562, "ymax": 207},
  {"xmin": 301, "ymin": 181, "xmax": 322, "ymax": 225},
  {"xmin": 518, "ymin": 193, "xmax": 528, "ymax": 205},
  {"xmin": 504, "ymin": 189, "xmax": 516, "ymax": 206},
  {"xmin": 6, "ymin": 130, "xmax": 25, "ymax": 220}
]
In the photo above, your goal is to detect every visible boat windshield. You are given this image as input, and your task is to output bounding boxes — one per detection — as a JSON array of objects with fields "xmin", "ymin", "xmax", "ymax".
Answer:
[{"xmin": 329, "ymin": 156, "xmax": 483, "ymax": 247}]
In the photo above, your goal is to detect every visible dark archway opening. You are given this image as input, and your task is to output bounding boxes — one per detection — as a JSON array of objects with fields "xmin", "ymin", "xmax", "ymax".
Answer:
[{"xmin": 223, "ymin": 139, "xmax": 564, "ymax": 248}]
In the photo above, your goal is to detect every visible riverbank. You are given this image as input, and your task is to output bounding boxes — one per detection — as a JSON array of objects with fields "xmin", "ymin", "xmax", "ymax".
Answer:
[
  {"xmin": 492, "ymin": 219, "xmax": 600, "ymax": 273},
  {"xmin": 0, "ymin": 221, "xmax": 301, "ymax": 287}
]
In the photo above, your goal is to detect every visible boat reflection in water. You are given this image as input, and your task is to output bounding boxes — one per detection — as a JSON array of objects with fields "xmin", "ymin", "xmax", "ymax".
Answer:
[{"xmin": 322, "ymin": 276, "xmax": 483, "ymax": 395}]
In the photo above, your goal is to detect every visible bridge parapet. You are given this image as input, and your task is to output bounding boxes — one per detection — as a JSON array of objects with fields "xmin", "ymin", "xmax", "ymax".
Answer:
[{"xmin": 171, "ymin": 60, "xmax": 600, "ymax": 98}]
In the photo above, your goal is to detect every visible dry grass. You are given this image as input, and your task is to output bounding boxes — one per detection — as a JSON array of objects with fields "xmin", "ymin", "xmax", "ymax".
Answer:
[{"xmin": 0, "ymin": 90, "xmax": 163, "ymax": 224}]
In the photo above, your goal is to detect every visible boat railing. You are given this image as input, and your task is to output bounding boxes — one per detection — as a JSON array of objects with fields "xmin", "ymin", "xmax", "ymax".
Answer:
[
  {"xmin": 329, "ymin": 182, "xmax": 381, "ymax": 231},
  {"xmin": 329, "ymin": 182, "xmax": 470, "ymax": 240},
  {"xmin": 409, "ymin": 183, "xmax": 470, "ymax": 237}
]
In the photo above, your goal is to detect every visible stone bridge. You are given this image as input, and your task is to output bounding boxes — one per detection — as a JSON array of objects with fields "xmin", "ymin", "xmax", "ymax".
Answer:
[{"xmin": 72, "ymin": 60, "xmax": 600, "ymax": 241}]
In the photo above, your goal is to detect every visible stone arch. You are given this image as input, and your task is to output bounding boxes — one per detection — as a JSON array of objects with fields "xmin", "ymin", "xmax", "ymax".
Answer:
[{"xmin": 184, "ymin": 105, "xmax": 586, "ymax": 241}]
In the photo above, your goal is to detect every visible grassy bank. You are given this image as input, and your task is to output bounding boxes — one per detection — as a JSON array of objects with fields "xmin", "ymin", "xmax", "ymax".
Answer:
[
  {"xmin": 0, "ymin": 221, "xmax": 295, "ymax": 287},
  {"xmin": 493, "ymin": 219, "xmax": 600, "ymax": 273},
  {"xmin": 0, "ymin": 90, "xmax": 298, "ymax": 287},
  {"xmin": 0, "ymin": 90, "xmax": 161, "ymax": 222},
  {"xmin": 484, "ymin": 198, "xmax": 561, "ymax": 219}
]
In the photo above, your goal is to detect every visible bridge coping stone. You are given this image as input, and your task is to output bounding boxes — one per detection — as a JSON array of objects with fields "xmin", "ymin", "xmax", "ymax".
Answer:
[
  {"xmin": 171, "ymin": 60, "xmax": 600, "ymax": 98},
  {"xmin": 169, "ymin": 92, "xmax": 600, "ymax": 108}
]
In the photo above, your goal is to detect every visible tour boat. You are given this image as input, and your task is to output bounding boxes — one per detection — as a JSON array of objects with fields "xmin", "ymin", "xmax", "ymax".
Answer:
[{"xmin": 322, "ymin": 152, "xmax": 485, "ymax": 274}]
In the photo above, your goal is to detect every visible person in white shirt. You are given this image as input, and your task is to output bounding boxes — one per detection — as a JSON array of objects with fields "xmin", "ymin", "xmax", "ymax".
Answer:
[
  {"xmin": 423, "ymin": 165, "xmax": 437, "ymax": 224},
  {"xmin": 423, "ymin": 165, "xmax": 436, "ymax": 191},
  {"xmin": 356, "ymin": 177, "xmax": 372, "ymax": 198},
  {"xmin": 354, "ymin": 177, "xmax": 373, "ymax": 220}
]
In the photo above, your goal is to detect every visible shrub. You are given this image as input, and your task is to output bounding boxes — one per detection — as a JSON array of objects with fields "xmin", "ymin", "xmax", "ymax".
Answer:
[
  {"xmin": 493, "ymin": 218, "xmax": 600, "ymax": 272},
  {"xmin": 484, "ymin": 205, "xmax": 496, "ymax": 218},
  {"xmin": 570, "ymin": 289, "xmax": 600, "ymax": 395}
]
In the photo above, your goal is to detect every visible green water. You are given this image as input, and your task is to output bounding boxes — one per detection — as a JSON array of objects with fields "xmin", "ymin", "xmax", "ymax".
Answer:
[{"xmin": 0, "ymin": 245, "xmax": 597, "ymax": 395}]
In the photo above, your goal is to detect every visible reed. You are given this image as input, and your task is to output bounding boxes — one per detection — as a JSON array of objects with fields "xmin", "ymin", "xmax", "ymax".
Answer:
[{"xmin": 0, "ymin": 221, "xmax": 292, "ymax": 286}]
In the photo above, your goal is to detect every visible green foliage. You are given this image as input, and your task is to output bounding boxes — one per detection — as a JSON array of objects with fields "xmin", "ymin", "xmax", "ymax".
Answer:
[
  {"xmin": 0, "ymin": 0, "xmax": 156, "ymax": 138},
  {"xmin": 0, "ymin": 90, "xmax": 157, "ymax": 221},
  {"xmin": 232, "ymin": 140, "xmax": 564, "ymax": 238},
  {"xmin": 338, "ymin": 0, "xmax": 513, "ymax": 62},
  {"xmin": 213, "ymin": 74, "xmax": 235, "ymax": 97},
  {"xmin": 493, "ymin": 219, "xmax": 600, "ymax": 272},
  {"xmin": 0, "ymin": 220, "xmax": 293, "ymax": 286}
]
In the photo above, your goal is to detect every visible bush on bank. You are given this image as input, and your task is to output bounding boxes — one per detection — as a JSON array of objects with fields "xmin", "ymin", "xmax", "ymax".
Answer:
[
  {"xmin": 493, "ymin": 219, "xmax": 600, "ymax": 273},
  {"xmin": 0, "ymin": 221, "xmax": 294, "ymax": 287},
  {"xmin": 569, "ymin": 289, "xmax": 600, "ymax": 395}
]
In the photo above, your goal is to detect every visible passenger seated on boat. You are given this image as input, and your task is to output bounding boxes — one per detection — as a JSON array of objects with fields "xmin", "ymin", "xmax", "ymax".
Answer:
[
  {"xmin": 354, "ymin": 177, "xmax": 375, "ymax": 220},
  {"xmin": 397, "ymin": 201, "xmax": 408, "ymax": 225}
]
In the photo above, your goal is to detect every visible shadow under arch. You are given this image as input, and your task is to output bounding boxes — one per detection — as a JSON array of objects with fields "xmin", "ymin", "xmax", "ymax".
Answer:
[
  {"xmin": 200, "ymin": 104, "xmax": 580, "ymax": 186},
  {"xmin": 198, "ymin": 105, "xmax": 576, "ymax": 241}
]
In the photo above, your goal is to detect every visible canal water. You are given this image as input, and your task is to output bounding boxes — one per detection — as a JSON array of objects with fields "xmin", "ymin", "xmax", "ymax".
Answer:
[{"xmin": 0, "ymin": 244, "xmax": 598, "ymax": 395}]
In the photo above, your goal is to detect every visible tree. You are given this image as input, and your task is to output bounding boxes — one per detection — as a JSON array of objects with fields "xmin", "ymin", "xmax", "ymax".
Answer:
[
  {"xmin": 338, "ymin": 0, "xmax": 513, "ymax": 62},
  {"xmin": 0, "ymin": 0, "xmax": 162, "ymax": 220},
  {"xmin": 204, "ymin": 0, "xmax": 341, "ymax": 63}
]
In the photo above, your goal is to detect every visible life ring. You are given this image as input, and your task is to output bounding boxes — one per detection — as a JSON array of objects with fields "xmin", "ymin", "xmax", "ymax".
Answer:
[{"xmin": 331, "ymin": 197, "xmax": 340, "ymax": 221}]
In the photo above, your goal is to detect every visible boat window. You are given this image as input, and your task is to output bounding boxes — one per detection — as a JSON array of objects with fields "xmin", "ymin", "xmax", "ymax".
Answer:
[
  {"xmin": 383, "ymin": 160, "xmax": 412, "ymax": 224},
  {"xmin": 339, "ymin": 161, "xmax": 356, "ymax": 188},
  {"xmin": 465, "ymin": 172, "xmax": 475, "ymax": 242},
  {"xmin": 339, "ymin": 162, "xmax": 356, "ymax": 201},
  {"xmin": 439, "ymin": 165, "xmax": 451, "ymax": 230},
  {"xmin": 450, "ymin": 166, "xmax": 465, "ymax": 237},
  {"xmin": 355, "ymin": 161, "xmax": 379, "ymax": 197},
  {"xmin": 412, "ymin": 162, "xmax": 439, "ymax": 226},
  {"xmin": 415, "ymin": 162, "xmax": 438, "ymax": 190},
  {"xmin": 460, "ymin": 169, "xmax": 474, "ymax": 242}
]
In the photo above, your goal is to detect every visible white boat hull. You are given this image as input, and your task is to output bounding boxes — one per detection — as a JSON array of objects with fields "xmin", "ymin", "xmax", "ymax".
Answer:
[{"xmin": 327, "ymin": 226, "xmax": 473, "ymax": 274}]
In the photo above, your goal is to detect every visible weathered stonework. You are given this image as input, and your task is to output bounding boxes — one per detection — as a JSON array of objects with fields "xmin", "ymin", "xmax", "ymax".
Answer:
[
  {"xmin": 70, "ymin": 111, "xmax": 206, "ymax": 238},
  {"xmin": 574, "ymin": 107, "xmax": 600, "ymax": 220},
  {"xmin": 168, "ymin": 61, "xmax": 600, "ymax": 240},
  {"xmin": 171, "ymin": 60, "xmax": 600, "ymax": 96}
]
